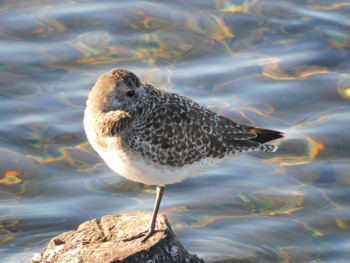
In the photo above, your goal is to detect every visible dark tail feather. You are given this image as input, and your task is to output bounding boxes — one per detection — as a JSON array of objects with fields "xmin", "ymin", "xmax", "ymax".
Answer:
[{"xmin": 248, "ymin": 127, "xmax": 284, "ymax": 144}]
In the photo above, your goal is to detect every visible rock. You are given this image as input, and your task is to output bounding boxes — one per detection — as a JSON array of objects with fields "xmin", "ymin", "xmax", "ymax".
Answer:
[{"xmin": 32, "ymin": 212, "xmax": 204, "ymax": 263}]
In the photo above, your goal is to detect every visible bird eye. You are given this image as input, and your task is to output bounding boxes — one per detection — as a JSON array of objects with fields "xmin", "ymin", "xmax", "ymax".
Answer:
[{"xmin": 126, "ymin": 90, "xmax": 135, "ymax": 97}]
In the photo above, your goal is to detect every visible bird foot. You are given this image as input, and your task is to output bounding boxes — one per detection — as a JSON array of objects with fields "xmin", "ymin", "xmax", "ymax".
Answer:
[
  {"xmin": 123, "ymin": 228, "xmax": 156, "ymax": 243},
  {"xmin": 123, "ymin": 185, "xmax": 165, "ymax": 243}
]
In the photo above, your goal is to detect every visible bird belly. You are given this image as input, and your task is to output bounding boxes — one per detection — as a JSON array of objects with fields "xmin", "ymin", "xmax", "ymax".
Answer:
[{"xmin": 94, "ymin": 142, "xmax": 223, "ymax": 186}]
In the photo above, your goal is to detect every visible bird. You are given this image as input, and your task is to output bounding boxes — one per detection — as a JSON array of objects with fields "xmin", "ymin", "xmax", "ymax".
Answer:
[{"xmin": 83, "ymin": 68, "xmax": 283, "ymax": 242}]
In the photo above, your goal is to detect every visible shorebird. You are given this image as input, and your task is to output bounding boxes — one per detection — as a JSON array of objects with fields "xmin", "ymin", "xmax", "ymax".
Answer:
[{"xmin": 84, "ymin": 69, "xmax": 283, "ymax": 242}]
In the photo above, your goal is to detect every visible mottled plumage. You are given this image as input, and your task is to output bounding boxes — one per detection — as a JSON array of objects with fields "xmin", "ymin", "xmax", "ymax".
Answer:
[{"xmin": 84, "ymin": 68, "xmax": 283, "ymax": 242}]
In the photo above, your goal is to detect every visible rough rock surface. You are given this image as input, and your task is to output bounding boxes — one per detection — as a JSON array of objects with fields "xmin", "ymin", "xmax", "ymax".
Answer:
[{"xmin": 32, "ymin": 212, "xmax": 204, "ymax": 263}]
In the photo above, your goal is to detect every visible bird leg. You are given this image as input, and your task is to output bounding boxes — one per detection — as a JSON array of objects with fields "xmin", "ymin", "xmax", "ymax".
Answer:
[{"xmin": 123, "ymin": 185, "xmax": 165, "ymax": 242}]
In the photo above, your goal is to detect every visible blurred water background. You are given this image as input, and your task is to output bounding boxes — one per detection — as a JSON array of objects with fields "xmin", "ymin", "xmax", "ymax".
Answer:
[{"xmin": 1, "ymin": 0, "xmax": 350, "ymax": 262}]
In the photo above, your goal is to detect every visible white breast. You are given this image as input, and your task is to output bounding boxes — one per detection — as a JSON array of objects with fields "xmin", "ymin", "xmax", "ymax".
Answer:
[{"xmin": 97, "ymin": 145, "xmax": 224, "ymax": 185}]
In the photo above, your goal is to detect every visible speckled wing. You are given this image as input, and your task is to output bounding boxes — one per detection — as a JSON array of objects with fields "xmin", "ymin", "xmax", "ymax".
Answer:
[{"xmin": 126, "ymin": 92, "xmax": 261, "ymax": 167}]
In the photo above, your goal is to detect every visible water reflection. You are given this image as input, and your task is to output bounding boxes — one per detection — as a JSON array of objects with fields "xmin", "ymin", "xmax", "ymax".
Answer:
[{"xmin": 1, "ymin": 0, "xmax": 350, "ymax": 262}]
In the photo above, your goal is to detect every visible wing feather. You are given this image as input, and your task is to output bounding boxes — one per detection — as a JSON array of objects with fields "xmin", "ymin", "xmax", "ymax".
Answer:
[{"xmin": 126, "ymin": 92, "xmax": 262, "ymax": 166}]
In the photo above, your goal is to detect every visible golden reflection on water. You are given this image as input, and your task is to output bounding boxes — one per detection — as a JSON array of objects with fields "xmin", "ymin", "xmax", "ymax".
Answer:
[
  {"xmin": 335, "ymin": 217, "xmax": 350, "ymax": 230},
  {"xmin": 236, "ymin": 101, "xmax": 276, "ymax": 118},
  {"xmin": 272, "ymin": 132, "xmax": 325, "ymax": 166},
  {"xmin": 267, "ymin": 110, "xmax": 344, "ymax": 166},
  {"xmin": 263, "ymin": 63, "xmax": 330, "ymax": 80},
  {"xmin": 137, "ymin": 33, "xmax": 194, "ymax": 62},
  {"xmin": 29, "ymin": 141, "xmax": 98, "ymax": 172},
  {"xmin": 70, "ymin": 32, "xmax": 112, "ymax": 57},
  {"xmin": 239, "ymin": 189, "xmax": 304, "ymax": 216},
  {"xmin": 190, "ymin": 14, "xmax": 234, "ymax": 41},
  {"xmin": 338, "ymin": 76, "xmax": 350, "ymax": 99},
  {"xmin": 221, "ymin": 0, "xmax": 257, "ymax": 14},
  {"xmin": 0, "ymin": 150, "xmax": 33, "ymax": 196},
  {"xmin": 208, "ymin": 95, "xmax": 277, "ymax": 123},
  {"xmin": 69, "ymin": 32, "xmax": 143, "ymax": 65},
  {"xmin": 128, "ymin": 3, "xmax": 236, "ymax": 60},
  {"xmin": 128, "ymin": 4, "xmax": 234, "ymax": 42},
  {"xmin": 32, "ymin": 16, "xmax": 67, "ymax": 35},
  {"xmin": 338, "ymin": 87, "xmax": 350, "ymax": 99},
  {"xmin": 69, "ymin": 30, "xmax": 201, "ymax": 65},
  {"xmin": 131, "ymin": 16, "xmax": 171, "ymax": 30},
  {"xmin": 28, "ymin": 138, "xmax": 99, "ymax": 172},
  {"xmin": 0, "ymin": 171, "xmax": 21, "ymax": 186},
  {"xmin": 64, "ymin": 2, "xmax": 238, "ymax": 66},
  {"xmin": 0, "ymin": 219, "xmax": 19, "ymax": 244},
  {"xmin": 222, "ymin": 4, "xmax": 246, "ymax": 13}
]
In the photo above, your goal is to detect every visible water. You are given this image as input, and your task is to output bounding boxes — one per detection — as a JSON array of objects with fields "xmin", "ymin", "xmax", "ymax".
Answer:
[{"xmin": 1, "ymin": 0, "xmax": 350, "ymax": 262}]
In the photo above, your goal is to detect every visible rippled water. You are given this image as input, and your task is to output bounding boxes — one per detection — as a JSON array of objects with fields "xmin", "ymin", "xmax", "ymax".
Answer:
[{"xmin": 1, "ymin": 1, "xmax": 350, "ymax": 262}]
